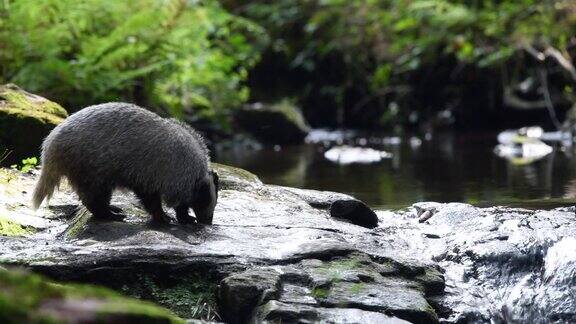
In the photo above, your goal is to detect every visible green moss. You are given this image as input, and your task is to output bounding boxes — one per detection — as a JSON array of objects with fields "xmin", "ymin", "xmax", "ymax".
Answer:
[
  {"xmin": 316, "ymin": 259, "xmax": 362, "ymax": 282},
  {"xmin": 0, "ymin": 85, "xmax": 68, "ymax": 164},
  {"xmin": 311, "ymin": 287, "xmax": 330, "ymax": 299},
  {"xmin": 211, "ymin": 163, "xmax": 260, "ymax": 183},
  {"xmin": 121, "ymin": 273, "xmax": 220, "ymax": 321},
  {"xmin": 0, "ymin": 107, "xmax": 65, "ymax": 128},
  {"xmin": 0, "ymin": 216, "xmax": 33, "ymax": 237},
  {"xmin": 0, "ymin": 268, "xmax": 184, "ymax": 324},
  {"xmin": 0, "ymin": 84, "xmax": 68, "ymax": 121},
  {"xmin": 63, "ymin": 209, "xmax": 92, "ymax": 239},
  {"xmin": 349, "ymin": 283, "xmax": 366, "ymax": 294},
  {"xmin": 210, "ymin": 163, "xmax": 262, "ymax": 191}
]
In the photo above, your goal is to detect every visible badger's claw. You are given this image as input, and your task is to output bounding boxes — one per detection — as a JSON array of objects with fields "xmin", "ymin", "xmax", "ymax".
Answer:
[
  {"xmin": 109, "ymin": 205, "xmax": 123, "ymax": 214},
  {"xmin": 93, "ymin": 209, "xmax": 126, "ymax": 222}
]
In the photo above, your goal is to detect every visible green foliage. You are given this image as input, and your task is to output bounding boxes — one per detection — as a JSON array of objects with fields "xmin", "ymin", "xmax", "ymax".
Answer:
[
  {"xmin": 242, "ymin": 0, "xmax": 574, "ymax": 76},
  {"xmin": 10, "ymin": 157, "xmax": 37, "ymax": 173},
  {"xmin": 230, "ymin": 0, "xmax": 576, "ymax": 126},
  {"xmin": 0, "ymin": 0, "xmax": 266, "ymax": 127},
  {"xmin": 1, "ymin": 0, "xmax": 574, "ymax": 128},
  {"xmin": 121, "ymin": 274, "xmax": 220, "ymax": 321}
]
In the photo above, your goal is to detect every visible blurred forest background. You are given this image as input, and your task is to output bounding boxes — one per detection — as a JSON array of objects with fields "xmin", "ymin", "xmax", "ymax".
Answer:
[
  {"xmin": 2, "ymin": 0, "xmax": 576, "ymax": 208},
  {"xmin": 2, "ymin": 0, "xmax": 575, "ymax": 132}
]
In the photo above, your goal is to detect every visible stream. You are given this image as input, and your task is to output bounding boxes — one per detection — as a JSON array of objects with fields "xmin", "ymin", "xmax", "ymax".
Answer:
[{"xmin": 216, "ymin": 130, "xmax": 576, "ymax": 210}]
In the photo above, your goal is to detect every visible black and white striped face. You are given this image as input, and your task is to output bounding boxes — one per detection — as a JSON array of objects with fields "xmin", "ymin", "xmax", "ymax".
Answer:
[{"xmin": 192, "ymin": 170, "xmax": 219, "ymax": 224}]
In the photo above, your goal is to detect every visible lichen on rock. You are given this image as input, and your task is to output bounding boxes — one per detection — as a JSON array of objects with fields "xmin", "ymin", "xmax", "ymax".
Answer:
[{"xmin": 0, "ymin": 216, "xmax": 33, "ymax": 237}]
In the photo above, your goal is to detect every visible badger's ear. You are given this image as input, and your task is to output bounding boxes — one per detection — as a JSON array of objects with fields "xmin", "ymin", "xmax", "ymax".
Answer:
[{"xmin": 211, "ymin": 170, "xmax": 219, "ymax": 192}]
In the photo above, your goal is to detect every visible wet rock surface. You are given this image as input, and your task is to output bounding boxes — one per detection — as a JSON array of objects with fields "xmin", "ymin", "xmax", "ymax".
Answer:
[{"xmin": 0, "ymin": 166, "xmax": 575, "ymax": 323}]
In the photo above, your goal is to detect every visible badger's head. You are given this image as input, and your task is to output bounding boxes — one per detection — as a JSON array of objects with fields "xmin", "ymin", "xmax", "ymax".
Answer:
[{"xmin": 192, "ymin": 170, "xmax": 219, "ymax": 224}]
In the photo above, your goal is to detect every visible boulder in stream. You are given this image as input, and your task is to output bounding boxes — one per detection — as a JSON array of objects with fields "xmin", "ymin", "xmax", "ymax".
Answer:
[{"xmin": 234, "ymin": 101, "xmax": 310, "ymax": 144}]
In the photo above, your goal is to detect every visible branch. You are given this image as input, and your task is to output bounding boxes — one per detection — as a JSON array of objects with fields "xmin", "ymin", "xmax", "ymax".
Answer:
[{"xmin": 523, "ymin": 44, "xmax": 576, "ymax": 83}]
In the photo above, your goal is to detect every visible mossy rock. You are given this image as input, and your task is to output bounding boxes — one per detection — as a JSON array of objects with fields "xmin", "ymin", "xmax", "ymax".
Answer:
[
  {"xmin": 234, "ymin": 100, "xmax": 310, "ymax": 144},
  {"xmin": 211, "ymin": 162, "xmax": 262, "ymax": 191},
  {"xmin": 0, "ymin": 216, "xmax": 34, "ymax": 237},
  {"xmin": 0, "ymin": 84, "xmax": 68, "ymax": 165},
  {"xmin": 0, "ymin": 267, "xmax": 184, "ymax": 324}
]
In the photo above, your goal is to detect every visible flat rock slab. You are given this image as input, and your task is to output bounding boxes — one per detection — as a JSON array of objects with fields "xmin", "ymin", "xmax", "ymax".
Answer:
[{"xmin": 1, "ymin": 166, "xmax": 575, "ymax": 323}]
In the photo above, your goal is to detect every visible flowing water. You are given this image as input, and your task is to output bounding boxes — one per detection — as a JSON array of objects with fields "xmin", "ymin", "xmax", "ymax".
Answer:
[{"xmin": 216, "ymin": 130, "xmax": 576, "ymax": 210}]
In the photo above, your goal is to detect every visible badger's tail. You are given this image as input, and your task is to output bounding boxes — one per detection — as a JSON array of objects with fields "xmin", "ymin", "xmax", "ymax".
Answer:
[{"xmin": 32, "ymin": 162, "xmax": 61, "ymax": 210}]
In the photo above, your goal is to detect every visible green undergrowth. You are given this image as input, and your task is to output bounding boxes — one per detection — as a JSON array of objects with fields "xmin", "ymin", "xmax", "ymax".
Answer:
[{"xmin": 121, "ymin": 273, "xmax": 220, "ymax": 321}]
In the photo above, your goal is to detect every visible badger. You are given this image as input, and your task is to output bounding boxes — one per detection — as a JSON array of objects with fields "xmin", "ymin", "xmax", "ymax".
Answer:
[{"xmin": 32, "ymin": 102, "xmax": 219, "ymax": 225}]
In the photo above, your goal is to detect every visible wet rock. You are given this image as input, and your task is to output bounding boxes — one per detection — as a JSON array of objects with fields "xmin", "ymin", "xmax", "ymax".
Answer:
[
  {"xmin": 218, "ymin": 268, "xmax": 280, "ymax": 323},
  {"xmin": 224, "ymin": 252, "xmax": 441, "ymax": 323},
  {"xmin": 274, "ymin": 185, "xmax": 353, "ymax": 209},
  {"xmin": 211, "ymin": 162, "xmax": 262, "ymax": 191},
  {"xmin": 330, "ymin": 200, "xmax": 379, "ymax": 228},
  {"xmin": 256, "ymin": 300, "xmax": 410, "ymax": 323},
  {"xmin": 320, "ymin": 280, "xmax": 436, "ymax": 324},
  {"xmin": 384, "ymin": 203, "xmax": 576, "ymax": 323},
  {"xmin": 501, "ymin": 236, "xmax": 576, "ymax": 322},
  {"xmin": 0, "ymin": 84, "xmax": 68, "ymax": 164},
  {"xmin": 234, "ymin": 101, "xmax": 310, "ymax": 144},
  {"xmin": 2, "ymin": 165, "xmax": 574, "ymax": 323},
  {"xmin": 1, "ymin": 165, "xmax": 440, "ymax": 321}
]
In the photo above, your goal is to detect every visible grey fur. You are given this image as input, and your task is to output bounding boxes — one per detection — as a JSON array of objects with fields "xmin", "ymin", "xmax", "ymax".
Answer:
[{"xmin": 32, "ymin": 102, "xmax": 218, "ymax": 224}]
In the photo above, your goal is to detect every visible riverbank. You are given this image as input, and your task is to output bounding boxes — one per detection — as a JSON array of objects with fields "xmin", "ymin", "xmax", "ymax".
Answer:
[{"xmin": 1, "ymin": 165, "xmax": 574, "ymax": 323}]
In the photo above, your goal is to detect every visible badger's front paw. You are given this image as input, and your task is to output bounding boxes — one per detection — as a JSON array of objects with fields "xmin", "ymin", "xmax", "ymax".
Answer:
[
  {"xmin": 92, "ymin": 208, "xmax": 126, "ymax": 222},
  {"xmin": 150, "ymin": 212, "xmax": 172, "ymax": 225},
  {"xmin": 109, "ymin": 205, "xmax": 123, "ymax": 214},
  {"xmin": 177, "ymin": 214, "xmax": 197, "ymax": 225}
]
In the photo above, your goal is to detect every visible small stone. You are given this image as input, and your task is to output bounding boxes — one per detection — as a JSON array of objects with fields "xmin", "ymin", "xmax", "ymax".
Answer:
[
  {"xmin": 330, "ymin": 200, "xmax": 378, "ymax": 229},
  {"xmin": 423, "ymin": 232, "xmax": 441, "ymax": 239},
  {"xmin": 419, "ymin": 210, "xmax": 434, "ymax": 223}
]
